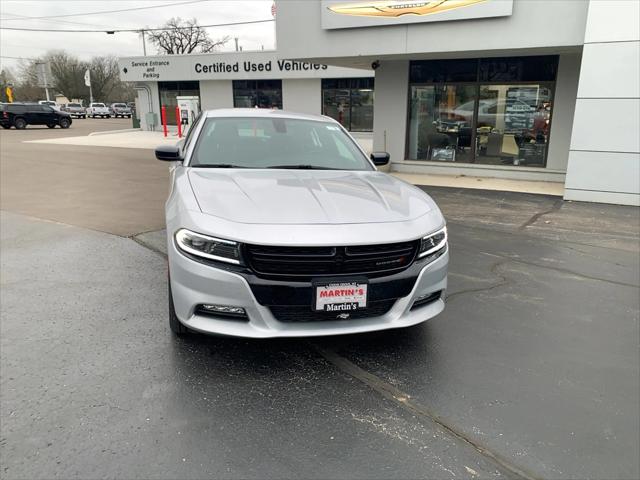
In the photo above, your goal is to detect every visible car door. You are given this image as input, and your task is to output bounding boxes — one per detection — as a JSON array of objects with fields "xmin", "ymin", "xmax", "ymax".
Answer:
[
  {"xmin": 24, "ymin": 105, "xmax": 45, "ymax": 124},
  {"xmin": 40, "ymin": 105, "xmax": 57, "ymax": 124}
]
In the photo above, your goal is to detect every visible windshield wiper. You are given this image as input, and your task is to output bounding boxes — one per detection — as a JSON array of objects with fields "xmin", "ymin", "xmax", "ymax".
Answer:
[
  {"xmin": 266, "ymin": 164, "xmax": 340, "ymax": 170},
  {"xmin": 191, "ymin": 164, "xmax": 249, "ymax": 168}
]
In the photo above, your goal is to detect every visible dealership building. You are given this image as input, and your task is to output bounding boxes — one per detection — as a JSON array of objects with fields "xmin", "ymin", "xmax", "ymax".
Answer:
[
  {"xmin": 118, "ymin": 51, "xmax": 375, "ymax": 133},
  {"xmin": 121, "ymin": 0, "xmax": 639, "ymax": 206}
]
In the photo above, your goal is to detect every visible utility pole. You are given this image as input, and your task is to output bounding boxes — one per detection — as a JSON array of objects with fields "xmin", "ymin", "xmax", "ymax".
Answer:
[
  {"xmin": 141, "ymin": 29, "xmax": 147, "ymax": 55},
  {"xmin": 234, "ymin": 37, "xmax": 239, "ymax": 52},
  {"xmin": 36, "ymin": 62, "xmax": 50, "ymax": 101}
]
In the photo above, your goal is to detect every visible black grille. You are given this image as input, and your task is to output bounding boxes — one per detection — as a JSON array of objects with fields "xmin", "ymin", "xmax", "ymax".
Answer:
[
  {"xmin": 244, "ymin": 240, "xmax": 420, "ymax": 280},
  {"xmin": 270, "ymin": 299, "xmax": 396, "ymax": 323}
]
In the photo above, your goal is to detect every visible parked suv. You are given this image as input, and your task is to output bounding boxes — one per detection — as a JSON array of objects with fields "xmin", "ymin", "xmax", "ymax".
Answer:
[
  {"xmin": 156, "ymin": 109, "xmax": 448, "ymax": 338},
  {"xmin": 62, "ymin": 102, "xmax": 86, "ymax": 118},
  {"xmin": 110, "ymin": 103, "xmax": 132, "ymax": 118},
  {"xmin": 86, "ymin": 103, "xmax": 110, "ymax": 118},
  {"xmin": 1, "ymin": 103, "xmax": 72, "ymax": 129}
]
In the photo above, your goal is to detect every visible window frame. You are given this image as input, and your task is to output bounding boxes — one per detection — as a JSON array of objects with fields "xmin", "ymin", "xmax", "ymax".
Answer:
[{"xmin": 405, "ymin": 56, "xmax": 559, "ymax": 168}]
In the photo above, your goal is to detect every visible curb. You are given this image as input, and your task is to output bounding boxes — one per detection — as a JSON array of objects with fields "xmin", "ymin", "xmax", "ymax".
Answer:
[{"xmin": 89, "ymin": 128, "xmax": 141, "ymax": 137}]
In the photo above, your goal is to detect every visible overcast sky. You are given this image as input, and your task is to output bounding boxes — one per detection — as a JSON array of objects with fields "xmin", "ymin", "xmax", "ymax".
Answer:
[{"xmin": 0, "ymin": 0, "xmax": 275, "ymax": 74}]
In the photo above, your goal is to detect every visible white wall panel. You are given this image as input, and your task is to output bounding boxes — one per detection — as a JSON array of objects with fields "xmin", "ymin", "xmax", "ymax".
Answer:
[
  {"xmin": 569, "ymin": 98, "xmax": 640, "ymax": 153},
  {"xmin": 372, "ymin": 61, "xmax": 409, "ymax": 164},
  {"xmin": 565, "ymin": 151, "xmax": 640, "ymax": 194},
  {"xmin": 584, "ymin": 0, "xmax": 640, "ymax": 43},
  {"xmin": 282, "ymin": 79, "xmax": 321, "ymax": 115},
  {"xmin": 577, "ymin": 42, "xmax": 640, "ymax": 98},
  {"xmin": 199, "ymin": 81, "xmax": 234, "ymax": 110}
]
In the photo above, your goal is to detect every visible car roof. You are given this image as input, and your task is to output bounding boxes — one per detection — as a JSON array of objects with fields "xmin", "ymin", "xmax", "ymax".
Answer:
[{"xmin": 203, "ymin": 108, "xmax": 338, "ymax": 124}]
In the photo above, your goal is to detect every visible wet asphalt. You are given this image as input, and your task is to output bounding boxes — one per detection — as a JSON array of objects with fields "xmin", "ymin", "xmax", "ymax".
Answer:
[{"xmin": 1, "ymin": 121, "xmax": 639, "ymax": 479}]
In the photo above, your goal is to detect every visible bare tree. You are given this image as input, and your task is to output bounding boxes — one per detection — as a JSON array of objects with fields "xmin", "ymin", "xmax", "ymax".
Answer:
[{"xmin": 147, "ymin": 17, "xmax": 229, "ymax": 54}]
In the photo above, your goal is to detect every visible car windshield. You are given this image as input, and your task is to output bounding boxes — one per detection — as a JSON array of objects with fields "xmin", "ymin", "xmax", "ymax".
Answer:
[
  {"xmin": 113, "ymin": 104, "xmax": 126, "ymax": 107},
  {"xmin": 191, "ymin": 117, "xmax": 373, "ymax": 171},
  {"xmin": 93, "ymin": 103, "xmax": 105, "ymax": 108},
  {"xmin": 68, "ymin": 103, "xmax": 81, "ymax": 107}
]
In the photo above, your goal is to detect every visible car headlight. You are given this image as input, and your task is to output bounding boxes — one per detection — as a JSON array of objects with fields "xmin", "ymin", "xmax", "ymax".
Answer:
[
  {"xmin": 418, "ymin": 226, "xmax": 447, "ymax": 258},
  {"xmin": 175, "ymin": 229, "xmax": 242, "ymax": 265}
]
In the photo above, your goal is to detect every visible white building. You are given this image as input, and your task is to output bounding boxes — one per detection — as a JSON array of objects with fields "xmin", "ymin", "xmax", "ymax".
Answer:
[{"xmin": 121, "ymin": 0, "xmax": 639, "ymax": 206}]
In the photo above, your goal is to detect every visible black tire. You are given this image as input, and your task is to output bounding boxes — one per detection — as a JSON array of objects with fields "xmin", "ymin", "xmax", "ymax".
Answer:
[
  {"xmin": 59, "ymin": 118, "xmax": 70, "ymax": 129},
  {"xmin": 168, "ymin": 281, "xmax": 189, "ymax": 336},
  {"xmin": 2, "ymin": 124, "xmax": 11, "ymax": 129},
  {"xmin": 14, "ymin": 118, "xmax": 27, "ymax": 129},
  {"xmin": 47, "ymin": 123, "xmax": 56, "ymax": 129},
  {"xmin": 82, "ymin": 115, "xmax": 86, "ymax": 119}
]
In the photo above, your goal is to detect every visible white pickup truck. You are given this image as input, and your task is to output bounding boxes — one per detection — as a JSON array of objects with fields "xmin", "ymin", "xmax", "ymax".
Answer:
[{"xmin": 86, "ymin": 103, "xmax": 111, "ymax": 118}]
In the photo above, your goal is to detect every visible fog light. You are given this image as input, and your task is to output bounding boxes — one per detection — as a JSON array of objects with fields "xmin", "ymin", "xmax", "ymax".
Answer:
[
  {"xmin": 200, "ymin": 304, "xmax": 246, "ymax": 316},
  {"xmin": 410, "ymin": 290, "xmax": 443, "ymax": 311}
]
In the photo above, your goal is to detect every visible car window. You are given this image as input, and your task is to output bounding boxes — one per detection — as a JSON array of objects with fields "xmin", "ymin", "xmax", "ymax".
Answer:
[
  {"xmin": 93, "ymin": 103, "xmax": 106, "ymax": 108},
  {"xmin": 42, "ymin": 106, "xmax": 54, "ymax": 113},
  {"xmin": 68, "ymin": 103, "xmax": 81, "ymax": 108},
  {"xmin": 191, "ymin": 117, "xmax": 372, "ymax": 170}
]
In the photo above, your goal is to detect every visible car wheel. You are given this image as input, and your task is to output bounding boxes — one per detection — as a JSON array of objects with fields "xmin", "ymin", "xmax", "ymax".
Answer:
[
  {"xmin": 82, "ymin": 115, "xmax": 86, "ymax": 119},
  {"xmin": 59, "ymin": 118, "xmax": 70, "ymax": 129},
  {"xmin": 1, "ymin": 125, "xmax": 10, "ymax": 129},
  {"xmin": 168, "ymin": 280, "xmax": 189, "ymax": 336},
  {"xmin": 14, "ymin": 118, "xmax": 27, "ymax": 129},
  {"xmin": 47, "ymin": 123, "xmax": 56, "ymax": 128}
]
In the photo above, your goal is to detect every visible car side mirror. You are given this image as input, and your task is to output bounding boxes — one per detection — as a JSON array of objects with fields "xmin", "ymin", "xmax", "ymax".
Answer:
[
  {"xmin": 155, "ymin": 145, "xmax": 182, "ymax": 162},
  {"xmin": 370, "ymin": 152, "xmax": 390, "ymax": 166}
]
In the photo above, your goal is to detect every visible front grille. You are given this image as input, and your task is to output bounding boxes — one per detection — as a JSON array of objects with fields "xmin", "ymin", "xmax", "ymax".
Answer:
[
  {"xmin": 244, "ymin": 240, "xmax": 420, "ymax": 280},
  {"xmin": 270, "ymin": 299, "xmax": 396, "ymax": 323}
]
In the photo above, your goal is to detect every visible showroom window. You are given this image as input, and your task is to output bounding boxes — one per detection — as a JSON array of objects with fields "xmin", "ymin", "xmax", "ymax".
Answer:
[
  {"xmin": 233, "ymin": 80, "xmax": 282, "ymax": 109},
  {"xmin": 159, "ymin": 81, "xmax": 200, "ymax": 125},
  {"xmin": 322, "ymin": 78, "xmax": 374, "ymax": 132},
  {"xmin": 407, "ymin": 56, "xmax": 558, "ymax": 167}
]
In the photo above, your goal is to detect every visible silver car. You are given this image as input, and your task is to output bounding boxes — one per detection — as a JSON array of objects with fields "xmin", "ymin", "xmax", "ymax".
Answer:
[{"xmin": 156, "ymin": 109, "xmax": 448, "ymax": 338}]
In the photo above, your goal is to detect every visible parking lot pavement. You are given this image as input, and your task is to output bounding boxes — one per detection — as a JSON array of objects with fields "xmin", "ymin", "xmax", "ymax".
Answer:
[
  {"xmin": 0, "ymin": 118, "xmax": 169, "ymax": 236},
  {"xmin": 1, "ymin": 126, "xmax": 639, "ymax": 479}
]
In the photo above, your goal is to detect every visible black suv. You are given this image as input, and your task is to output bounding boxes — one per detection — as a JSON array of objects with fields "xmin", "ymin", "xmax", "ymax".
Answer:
[{"xmin": 1, "ymin": 103, "xmax": 72, "ymax": 130}]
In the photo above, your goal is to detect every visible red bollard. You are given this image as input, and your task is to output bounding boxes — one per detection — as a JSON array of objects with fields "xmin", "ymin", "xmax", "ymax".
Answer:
[
  {"xmin": 161, "ymin": 105, "xmax": 168, "ymax": 137},
  {"xmin": 176, "ymin": 106, "xmax": 182, "ymax": 138}
]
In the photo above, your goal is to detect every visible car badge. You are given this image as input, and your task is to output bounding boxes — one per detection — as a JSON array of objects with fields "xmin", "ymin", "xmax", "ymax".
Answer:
[{"xmin": 337, "ymin": 313, "xmax": 351, "ymax": 319}]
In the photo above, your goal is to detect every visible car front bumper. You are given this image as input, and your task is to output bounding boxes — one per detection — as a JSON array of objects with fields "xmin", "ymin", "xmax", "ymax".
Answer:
[{"xmin": 168, "ymin": 239, "xmax": 448, "ymax": 338}]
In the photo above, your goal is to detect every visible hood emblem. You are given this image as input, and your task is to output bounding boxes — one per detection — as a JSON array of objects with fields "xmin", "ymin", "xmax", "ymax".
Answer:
[{"xmin": 337, "ymin": 313, "xmax": 351, "ymax": 320}]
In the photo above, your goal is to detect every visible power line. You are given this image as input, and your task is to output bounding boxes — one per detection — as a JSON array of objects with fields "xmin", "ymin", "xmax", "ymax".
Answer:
[
  {"xmin": 0, "ymin": 0, "xmax": 209, "ymax": 21},
  {"xmin": 0, "ymin": 18, "xmax": 275, "ymax": 33},
  {"xmin": 1, "ymin": 13, "xmax": 111, "ymax": 29}
]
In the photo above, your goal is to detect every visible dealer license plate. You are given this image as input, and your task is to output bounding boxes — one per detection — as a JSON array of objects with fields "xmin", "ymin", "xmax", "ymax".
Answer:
[{"xmin": 314, "ymin": 281, "xmax": 368, "ymax": 312}]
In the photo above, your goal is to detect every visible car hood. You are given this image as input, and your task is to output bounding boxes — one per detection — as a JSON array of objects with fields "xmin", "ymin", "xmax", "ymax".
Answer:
[{"xmin": 187, "ymin": 169, "xmax": 434, "ymax": 225}]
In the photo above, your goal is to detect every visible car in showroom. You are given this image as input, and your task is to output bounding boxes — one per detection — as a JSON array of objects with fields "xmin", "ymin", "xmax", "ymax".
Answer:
[
  {"xmin": 109, "ymin": 103, "xmax": 132, "ymax": 118},
  {"xmin": 1, "ymin": 102, "xmax": 72, "ymax": 129},
  {"xmin": 86, "ymin": 102, "xmax": 110, "ymax": 118},
  {"xmin": 62, "ymin": 102, "xmax": 86, "ymax": 118},
  {"xmin": 156, "ymin": 109, "xmax": 448, "ymax": 338}
]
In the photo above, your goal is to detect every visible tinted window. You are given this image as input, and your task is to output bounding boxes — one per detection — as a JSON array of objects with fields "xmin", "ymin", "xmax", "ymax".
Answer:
[
  {"xmin": 232, "ymin": 80, "xmax": 282, "ymax": 109},
  {"xmin": 7, "ymin": 105, "xmax": 27, "ymax": 113},
  {"xmin": 192, "ymin": 117, "xmax": 371, "ymax": 171},
  {"xmin": 68, "ymin": 103, "xmax": 81, "ymax": 107},
  {"xmin": 410, "ymin": 59, "xmax": 478, "ymax": 83},
  {"xmin": 479, "ymin": 56, "xmax": 558, "ymax": 82},
  {"xmin": 93, "ymin": 103, "xmax": 106, "ymax": 108}
]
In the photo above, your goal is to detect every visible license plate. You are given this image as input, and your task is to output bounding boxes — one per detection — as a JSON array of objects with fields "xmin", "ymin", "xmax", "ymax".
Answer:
[{"xmin": 314, "ymin": 281, "xmax": 368, "ymax": 312}]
